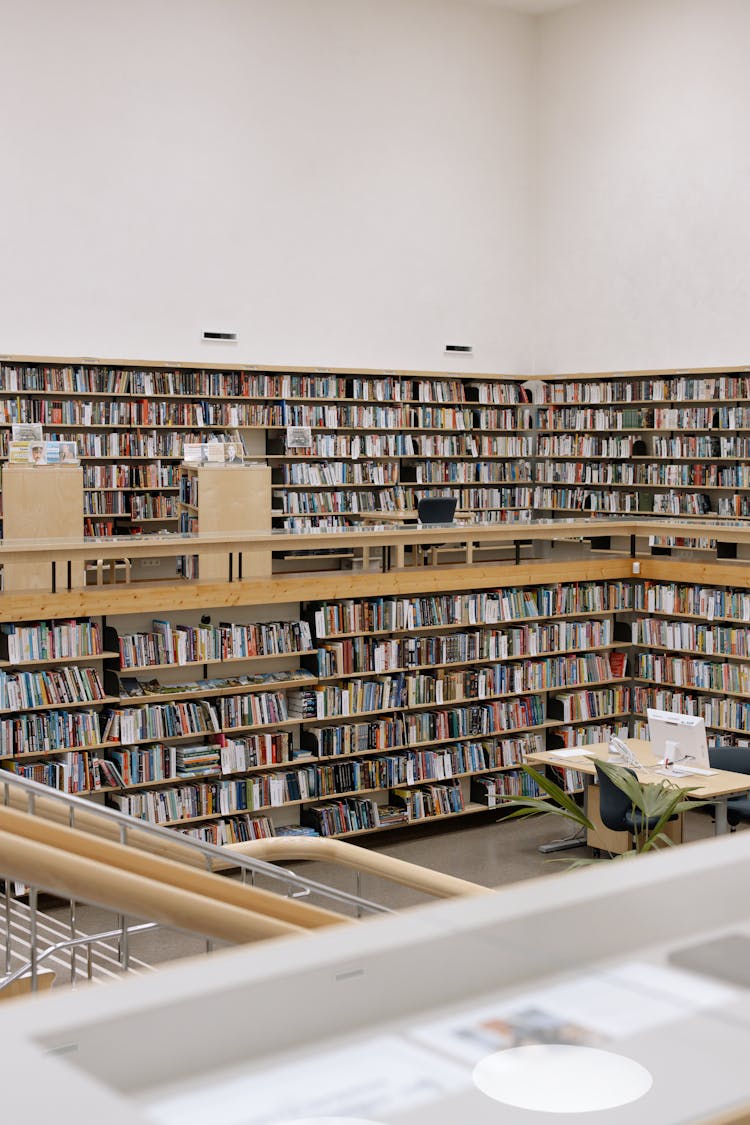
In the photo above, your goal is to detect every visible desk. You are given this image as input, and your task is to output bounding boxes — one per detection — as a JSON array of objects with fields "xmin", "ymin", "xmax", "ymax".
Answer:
[
  {"xmin": 352, "ymin": 511, "xmax": 470, "ymax": 569},
  {"xmin": 352, "ymin": 511, "xmax": 506, "ymax": 569},
  {"xmin": 528, "ymin": 738, "xmax": 750, "ymax": 852}
]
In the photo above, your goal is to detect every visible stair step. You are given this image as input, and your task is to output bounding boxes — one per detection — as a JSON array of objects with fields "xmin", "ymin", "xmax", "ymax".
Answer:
[{"xmin": 0, "ymin": 900, "xmax": 153, "ymax": 987}]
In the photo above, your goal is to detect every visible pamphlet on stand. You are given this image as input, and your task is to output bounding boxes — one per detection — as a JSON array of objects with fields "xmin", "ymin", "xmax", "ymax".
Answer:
[{"xmin": 9, "ymin": 425, "xmax": 79, "ymax": 465}]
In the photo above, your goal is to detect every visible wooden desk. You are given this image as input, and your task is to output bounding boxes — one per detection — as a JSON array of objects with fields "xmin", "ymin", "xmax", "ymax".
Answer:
[
  {"xmin": 351, "ymin": 511, "xmax": 469, "ymax": 568},
  {"xmin": 528, "ymin": 738, "xmax": 750, "ymax": 853}
]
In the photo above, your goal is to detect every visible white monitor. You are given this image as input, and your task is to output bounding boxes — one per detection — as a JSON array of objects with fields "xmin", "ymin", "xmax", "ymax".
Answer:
[{"xmin": 647, "ymin": 708, "xmax": 710, "ymax": 769}]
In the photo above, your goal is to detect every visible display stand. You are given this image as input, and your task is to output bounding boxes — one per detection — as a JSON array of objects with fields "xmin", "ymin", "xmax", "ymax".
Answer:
[
  {"xmin": 2, "ymin": 465, "xmax": 84, "ymax": 590},
  {"xmin": 178, "ymin": 464, "xmax": 272, "ymax": 580}
]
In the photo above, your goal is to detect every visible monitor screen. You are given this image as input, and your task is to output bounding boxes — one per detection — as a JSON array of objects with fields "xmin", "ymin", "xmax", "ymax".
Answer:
[{"xmin": 647, "ymin": 708, "xmax": 709, "ymax": 769}]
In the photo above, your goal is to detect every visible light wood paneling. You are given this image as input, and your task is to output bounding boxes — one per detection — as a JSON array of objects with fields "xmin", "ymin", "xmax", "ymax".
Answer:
[{"xmin": 2, "ymin": 466, "xmax": 84, "ymax": 591}]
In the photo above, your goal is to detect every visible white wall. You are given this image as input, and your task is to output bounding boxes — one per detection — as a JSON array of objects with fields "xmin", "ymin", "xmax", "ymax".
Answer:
[
  {"xmin": 534, "ymin": 0, "xmax": 750, "ymax": 373},
  {"xmin": 0, "ymin": 0, "xmax": 534, "ymax": 373}
]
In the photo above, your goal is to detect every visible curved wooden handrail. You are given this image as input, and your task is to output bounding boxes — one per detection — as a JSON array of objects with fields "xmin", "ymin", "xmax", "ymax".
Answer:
[
  {"xmin": 0, "ymin": 806, "xmax": 346, "ymax": 931},
  {"xmin": 0, "ymin": 827, "xmax": 301, "ymax": 945},
  {"xmin": 227, "ymin": 836, "xmax": 493, "ymax": 899}
]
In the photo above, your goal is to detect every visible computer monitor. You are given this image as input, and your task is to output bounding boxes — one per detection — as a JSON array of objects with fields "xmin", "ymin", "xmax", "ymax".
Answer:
[{"xmin": 647, "ymin": 708, "xmax": 710, "ymax": 769}]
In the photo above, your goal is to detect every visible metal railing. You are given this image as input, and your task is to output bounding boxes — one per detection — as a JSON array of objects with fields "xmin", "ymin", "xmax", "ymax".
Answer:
[{"xmin": 0, "ymin": 769, "xmax": 387, "ymax": 994}]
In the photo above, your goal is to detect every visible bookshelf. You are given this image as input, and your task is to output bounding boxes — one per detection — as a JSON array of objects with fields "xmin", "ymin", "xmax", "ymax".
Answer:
[
  {"xmin": 534, "ymin": 372, "xmax": 750, "ymax": 523},
  {"xmin": 3, "ymin": 560, "xmax": 750, "ymax": 840},
  {"xmin": 6, "ymin": 358, "xmax": 750, "ymax": 539},
  {"xmin": 0, "ymin": 361, "xmax": 537, "ymax": 535}
]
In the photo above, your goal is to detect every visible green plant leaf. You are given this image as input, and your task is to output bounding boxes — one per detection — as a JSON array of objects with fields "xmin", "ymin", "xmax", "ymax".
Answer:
[{"xmin": 521, "ymin": 764, "xmax": 594, "ymax": 821}]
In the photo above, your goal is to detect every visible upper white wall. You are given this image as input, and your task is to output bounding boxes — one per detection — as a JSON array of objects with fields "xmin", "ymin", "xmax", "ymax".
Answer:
[
  {"xmin": 0, "ymin": 0, "xmax": 534, "ymax": 372},
  {"xmin": 534, "ymin": 0, "xmax": 750, "ymax": 373}
]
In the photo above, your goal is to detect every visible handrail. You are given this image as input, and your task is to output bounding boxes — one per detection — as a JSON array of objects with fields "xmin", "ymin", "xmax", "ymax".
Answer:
[
  {"xmin": 228, "ymin": 837, "xmax": 493, "ymax": 900},
  {"xmin": 0, "ymin": 515, "xmax": 726, "ymax": 565},
  {"xmin": 0, "ymin": 806, "xmax": 349, "ymax": 931},
  {"xmin": 0, "ymin": 827, "xmax": 303, "ymax": 944},
  {"xmin": 0, "ymin": 771, "xmax": 386, "ymax": 917},
  {"xmin": 0, "ymin": 515, "xmax": 748, "ymax": 564},
  {"xmin": 1, "ymin": 922, "xmax": 157, "ymax": 992}
]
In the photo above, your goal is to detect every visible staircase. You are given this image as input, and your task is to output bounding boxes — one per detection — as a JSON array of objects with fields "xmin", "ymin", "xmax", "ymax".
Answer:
[{"xmin": 0, "ymin": 896, "xmax": 154, "ymax": 991}]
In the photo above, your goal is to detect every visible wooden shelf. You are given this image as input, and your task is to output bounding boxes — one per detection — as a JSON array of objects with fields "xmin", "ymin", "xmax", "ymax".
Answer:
[
  {"xmin": 118, "ymin": 651, "xmax": 316, "ymax": 674},
  {"xmin": 0, "ymin": 695, "xmax": 120, "ymax": 716},
  {"xmin": 0, "ymin": 651, "xmax": 120, "ymax": 669}
]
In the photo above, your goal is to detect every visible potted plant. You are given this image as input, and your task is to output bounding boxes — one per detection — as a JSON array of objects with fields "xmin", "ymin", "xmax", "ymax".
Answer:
[{"xmin": 505, "ymin": 759, "xmax": 704, "ymax": 857}]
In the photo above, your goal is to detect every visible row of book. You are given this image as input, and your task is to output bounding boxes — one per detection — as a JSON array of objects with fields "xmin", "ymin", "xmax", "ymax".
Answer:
[
  {"xmin": 652, "ymin": 493, "xmax": 714, "ymax": 516},
  {"xmin": 13, "ymin": 731, "xmax": 547, "ymax": 797},
  {"xmin": 549, "ymin": 723, "xmax": 632, "ymax": 748},
  {"xmin": 631, "ymin": 617, "xmax": 750, "ymax": 657},
  {"xmin": 5, "ymin": 752, "xmax": 98, "ymax": 794},
  {"xmin": 83, "ymin": 493, "xmax": 129, "ymax": 516},
  {"xmin": 278, "ymin": 462, "xmax": 400, "ymax": 486},
  {"xmin": 633, "ymin": 581, "xmax": 750, "ymax": 621},
  {"xmin": 472, "ymin": 770, "xmax": 543, "ymax": 805},
  {"xmin": 83, "ymin": 463, "xmax": 179, "ymax": 488},
  {"xmin": 542, "ymin": 375, "xmax": 750, "ymax": 403},
  {"xmin": 29, "ymin": 365, "xmax": 750, "ymax": 409},
  {"xmin": 101, "ymin": 691, "xmax": 290, "ymax": 743},
  {"xmin": 636, "ymin": 654, "xmax": 750, "ymax": 696},
  {"xmin": 0, "ymin": 666, "xmax": 106, "ymax": 712},
  {"xmin": 180, "ymin": 815, "xmax": 275, "ymax": 844},
  {"xmin": 315, "ymin": 618, "xmax": 615, "ymax": 677},
  {"xmin": 302, "ymin": 798, "xmax": 408, "ymax": 835},
  {"xmin": 312, "ymin": 584, "xmax": 631, "ymax": 638},
  {"xmin": 179, "ymin": 476, "xmax": 199, "ymax": 506},
  {"xmin": 391, "ymin": 782, "xmax": 465, "ymax": 820},
  {"xmin": 131, "ymin": 371, "xmax": 350, "ymax": 399},
  {"xmin": 550, "ymin": 686, "xmax": 631, "ymax": 722},
  {"xmin": 716, "ymin": 496, "xmax": 750, "ymax": 517},
  {"xmin": 536, "ymin": 407, "xmax": 649, "ymax": 430},
  {"xmin": 534, "ymin": 463, "xmax": 750, "ymax": 488},
  {"xmin": 275, "ymin": 433, "xmax": 535, "ymax": 459},
  {"xmin": 1, "ymin": 619, "xmax": 103, "ymax": 663},
  {"xmin": 402, "ymin": 406, "xmax": 529, "ymax": 430},
  {"xmin": 293, "ymin": 656, "xmax": 619, "ymax": 719},
  {"xmin": 0, "ymin": 399, "xmax": 289, "ymax": 429},
  {"xmin": 109, "ymin": 767, "xmax": 478, "ymax": 824},
  {"xmin": 411, "ymin": 462, "xmax": 533, "ymax": 484},
  {"xmin": 99, "ymin": 732, "xmax": 296, "ymax": 786},
  {"xmin": 632, "ymin": 686, "xmax": 750, "ymax": 733},
  {"xmin": 130, "ymin": 494, "xmax": 177, "ymax": 520},
  {"xmin": 0, "ymin": 710, "xmax": 104, "ymax": 757},
  {"xmin": 534, "ymin": 487, "xmax": 644, "ymax": 512},
  {"xmin": 536, "ymin": 435, "xmax": 641, "ymax": 458},
  {"xmin": 305, "ymin": 696, "xmax": 547, "ymax": 757},
  {"xmin": 116, "ymin": 618, "xmax": 314, "ymax": 667},
  {"xmin": 1, "ymin": 365, "xmax": 131, "ymax": 395}
]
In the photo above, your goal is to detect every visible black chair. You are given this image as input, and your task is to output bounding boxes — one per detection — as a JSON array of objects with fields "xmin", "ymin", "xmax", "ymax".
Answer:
[
  {"xmin": 415, "ymin": 496, "xmax": 458, "ymax": 565},
  {"xmin": 595, "ymin": 763, "xmax": 677, "ymax": 839},
  {"xmin": 708, "ymin": 747, "xmax": 750, "ymax": 830},
  {"xmin": 417, "ymin": 496, "xmax": 458, "ymax": 524}
]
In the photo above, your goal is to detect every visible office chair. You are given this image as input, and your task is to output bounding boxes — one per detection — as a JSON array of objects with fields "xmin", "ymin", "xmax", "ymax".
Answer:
[
  {"xmin": 707, "ymin": 747, "xmax": 750, "ymax": 830},
  {"xmin": 417, "ymin": 496, "xmax": 458, "ymax": 524},
  {"xmin": 594, "ymin": 762, "xmax": 677, "ymax": 842},
  {"xmin": 415, "ymin": 496, "xmax": 458, "ymax": 566}
]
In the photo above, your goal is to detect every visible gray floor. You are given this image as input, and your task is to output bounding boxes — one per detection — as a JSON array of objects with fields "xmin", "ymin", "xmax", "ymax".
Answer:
[{"xmin": 42, "ymin": 806, "xmax": 724, "ymax": 981}]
